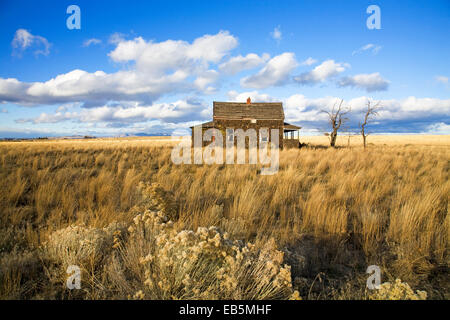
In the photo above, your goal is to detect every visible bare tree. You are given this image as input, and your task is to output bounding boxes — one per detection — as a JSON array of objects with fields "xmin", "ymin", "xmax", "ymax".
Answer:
[
  {"xmin": 322, "ymin": 99, "xmax": 351, "ymax": 148},
  {"xmin": 360, "ymin": 100, "xmax": 381, "ymax": 149}
]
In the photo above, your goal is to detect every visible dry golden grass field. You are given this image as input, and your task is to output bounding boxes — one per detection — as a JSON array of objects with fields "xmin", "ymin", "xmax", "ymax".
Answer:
[{"xmin": 0, "ymin": 135, "xmax": 448, "ymax": 300}]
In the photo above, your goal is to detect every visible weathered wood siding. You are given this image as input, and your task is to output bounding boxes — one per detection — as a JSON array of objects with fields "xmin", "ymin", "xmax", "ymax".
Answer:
[{"xmin": 191, "ymin": 119, "xmax": 284, "ymax": 149}]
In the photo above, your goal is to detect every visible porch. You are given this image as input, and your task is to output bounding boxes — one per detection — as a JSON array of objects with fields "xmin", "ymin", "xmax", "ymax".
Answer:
[{"xmin": 283, "ymin": 122, "xmax": 301, "ymax": 148}]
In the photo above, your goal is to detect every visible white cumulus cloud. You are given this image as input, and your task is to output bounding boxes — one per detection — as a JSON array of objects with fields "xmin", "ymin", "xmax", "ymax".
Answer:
[
  {"xmin": 294, "ymin": 59, "xmax": 349, "ymax": 85},
  {"xmin": 17, "ymin": 99, "xmax": 210, "ymax": 125},
  {"xmin": 300, "ymin": 57, "xmax": 317, "ymax": 66},
  {"xmin": 1, "ymin": 31, "xmax": 239, "ymax": 106},
  {"xmin": 424, "ymin": 122, "xmax": 450, "ymax": 134},
  {"xmin": 219, "ymin": 53, "xmax": 270, "ymax": 75},
  {"xmin": 241, "ymin": 52, "xmax": 298, "ymax": 89},
  {"xmin": 338, "ymin": 72, "xmax": 389, "ymax": 92},
  {"xmin": 227, "ymin": 90, "xmax": 277, "ymax": 102},
  {"xmin": 228, "ymin": 91, "xmax": 450, "ymax": 132}
]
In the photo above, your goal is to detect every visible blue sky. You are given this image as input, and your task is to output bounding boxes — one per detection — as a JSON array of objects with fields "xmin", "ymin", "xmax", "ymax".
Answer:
[{"xmin": 0, "ymin": 0, "xmax": 449, "ymax": 138}]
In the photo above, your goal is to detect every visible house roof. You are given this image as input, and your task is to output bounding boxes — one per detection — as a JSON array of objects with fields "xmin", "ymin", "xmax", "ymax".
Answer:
[
  {"xmin": 213, "ymin": 101, "xmax": 284, "ymax": 120},
  {"xmin": 190, "ymin": 121, "xmax": 301, "ymax": 130}
]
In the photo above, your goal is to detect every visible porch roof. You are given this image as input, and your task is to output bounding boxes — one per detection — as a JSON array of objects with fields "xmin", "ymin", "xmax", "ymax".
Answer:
[{"xmin": 283, "ymin": 122, "xmax": 301, "ymax": 131}]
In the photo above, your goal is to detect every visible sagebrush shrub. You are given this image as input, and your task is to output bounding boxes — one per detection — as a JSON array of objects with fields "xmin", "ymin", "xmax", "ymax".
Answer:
[
  {"xmin": 369, "ymin": 279, "xmax": 427, "ymax": 300},
  {"xmin": 44, "ymin": 225, "xmax": 111, "ymax": 269},
  {"xmin": 43, "ymin": 223, "xmax": 126, "ymax": 273},
  {"xmin": 125, "ymin": 210, "xmax": 297, "ymax": 300}
]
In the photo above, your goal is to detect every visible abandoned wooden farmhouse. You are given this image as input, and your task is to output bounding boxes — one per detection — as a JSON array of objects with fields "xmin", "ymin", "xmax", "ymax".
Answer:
[{"xmin": 191, "ymin": 98, "xmax": 301, "ymax": 149}]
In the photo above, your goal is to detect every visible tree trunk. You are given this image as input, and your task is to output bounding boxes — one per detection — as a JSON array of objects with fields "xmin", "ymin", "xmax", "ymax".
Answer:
[
  {"xmin": 361, "ymin": 125, "xmax": 367, "ymax": 149},
  {"xmin": 330, "ymin": 130, "xmax": 337, "ymax": 147}
]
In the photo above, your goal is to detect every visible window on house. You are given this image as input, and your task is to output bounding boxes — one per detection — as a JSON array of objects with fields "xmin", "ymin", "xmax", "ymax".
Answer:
[
  {"xmin": 226, "ymin": 129, "xmax": 234, "ymax": 142},
  {"xmin": 260, "ymin": 134, "xmax": 268, "ymax": 143},
  {"xmin": 251, "ymin": 119, "xmax": 257, "ymax": 124}
]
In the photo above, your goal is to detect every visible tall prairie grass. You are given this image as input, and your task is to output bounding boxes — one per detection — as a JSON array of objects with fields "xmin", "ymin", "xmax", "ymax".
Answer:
[{"xmin": 0, "ymin": 135, "xmax": 448, "ymax": 299}]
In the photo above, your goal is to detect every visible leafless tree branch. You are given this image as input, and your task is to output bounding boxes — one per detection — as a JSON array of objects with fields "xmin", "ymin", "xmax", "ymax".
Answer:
[
  {"xmin": 360, "ymin": 100, "xmax": 381, "ymax": 149},
  {"xmin": 321, "ymin": 99, "xmax": 351, "ymax": 147}
]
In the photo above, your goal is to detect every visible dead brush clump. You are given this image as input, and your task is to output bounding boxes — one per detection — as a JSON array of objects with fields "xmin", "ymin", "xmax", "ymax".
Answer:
[
  {"xmin": 43, "ymin": 225, "xmax": 111, "ymax": 270},
  {"xmin": 111, "ymin": 210, "xmax": 297, "ymax": 300},
  {"xmin": 137, "ymin": 182, "xmax": 179, "ymax": 221},
  {"xmin": 369, "ymin": 279, "xmax": 427, "ymax": 300},
  {"xmin": 41, "ymin": 222, "xmax": 127, "ymax": 298}
]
